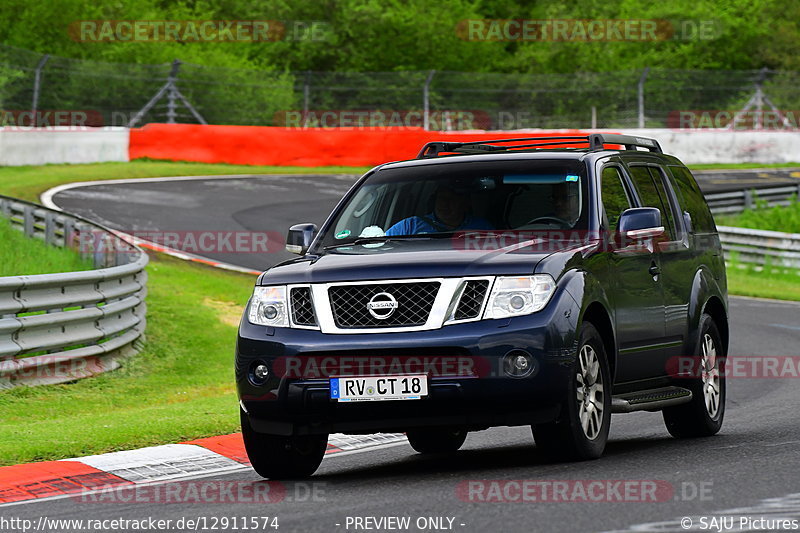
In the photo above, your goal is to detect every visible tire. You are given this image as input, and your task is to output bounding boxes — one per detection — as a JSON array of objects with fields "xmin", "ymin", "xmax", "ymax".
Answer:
[
  {"xmin": 532, "ymin": 322, "xmax": 612, "ymax": 461},
  {"xmin": 406, "ymin": 427, "xmax": 468, "ymax": 454},
  {"xmin": 240, "ymin": 408, "xmax": 328, "ymax": 479},
  {"xmin": 663, "ymin": 313, "xmax": 725, "ymax": 438}
]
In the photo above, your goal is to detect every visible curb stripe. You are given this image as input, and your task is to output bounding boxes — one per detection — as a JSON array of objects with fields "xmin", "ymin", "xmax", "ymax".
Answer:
[{"xmin": 0, "ymin": 461, "xmax": 129, "ymax": 504}]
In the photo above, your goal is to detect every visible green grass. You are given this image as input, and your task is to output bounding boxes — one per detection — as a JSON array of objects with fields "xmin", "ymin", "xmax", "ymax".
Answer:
[
  {"xmin": 716, "ymin": 197, "xmax": 800, "ymax": 233},
  {"xmin": 727, "ymin": 262, "xmax": 800, "ymax": 301},
  {"xmin": 0, "ymin": 218, "xmax": 94, "ymax": 276},
  {"xmin": 688, "ymin": 162, "xmax": 800, "ymax": 170},
  {"xmin": 0, "ymin": 160, "xmax": 369, "ymax": 202}
]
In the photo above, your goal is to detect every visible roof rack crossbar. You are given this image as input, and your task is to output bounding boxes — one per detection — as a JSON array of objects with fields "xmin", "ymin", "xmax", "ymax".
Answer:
[{"xmin": 417, "ymin": 133, "xmax": 662, "ymax": 158}]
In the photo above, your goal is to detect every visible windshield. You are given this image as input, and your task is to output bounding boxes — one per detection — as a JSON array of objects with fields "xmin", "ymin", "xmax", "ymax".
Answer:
[{"xmin": 319, "ymin": 159, "xmax": 588, "ymax": 248}]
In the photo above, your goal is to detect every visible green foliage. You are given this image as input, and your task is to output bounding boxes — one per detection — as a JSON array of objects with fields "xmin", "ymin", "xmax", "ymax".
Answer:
[
  {"xmin": 716, "ymin": 194, "xmax": 800, "ymax": 233},
  {"xmin": 0, "ymin": 0, "xmax": 797, "ymax": 73}
]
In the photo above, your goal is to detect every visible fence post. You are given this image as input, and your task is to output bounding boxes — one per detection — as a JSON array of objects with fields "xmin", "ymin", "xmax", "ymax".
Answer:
[
  {"xmin": 31, "ymin": 54, "xmax": 50, "ymax": 127},
  {"xmin": 591, "ymin": 106, "xmax": 597, "ymax": 129},
  {"xmin": 744, "ymin": 190, "xmax": 754, "ymax": 210},
  {"xmin": 423, "ymin": 70, "xmax": 436, "ymax": 131},
  {"xmin": 637, "ymin": 67, "xmax": 650, "ymax": 129},
  {"xmin": 303, "ymin": 71, "xmax": 311, "ymax": 119},
  {"xmin": 166, "ymin": 59, "xmax": 181, "ymax": 124}
]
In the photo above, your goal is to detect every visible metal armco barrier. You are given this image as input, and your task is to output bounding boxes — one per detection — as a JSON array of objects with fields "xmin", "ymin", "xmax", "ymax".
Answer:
[
  {"xmin": 0, "ymin": 194, "xmax": 148, "ymax": 389},
  {"xmin": 706, "ymin": 184, "xmax": 800, "ymax": 214},
  {"xmin": 717, "ymin": 225, "xmax": 800, "ymax": 269}
]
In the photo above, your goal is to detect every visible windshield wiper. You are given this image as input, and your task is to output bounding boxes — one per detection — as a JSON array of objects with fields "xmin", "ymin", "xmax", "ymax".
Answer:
[{"xmin": 323, "ymin": 234, "xmax": 443, "ymax": 250}]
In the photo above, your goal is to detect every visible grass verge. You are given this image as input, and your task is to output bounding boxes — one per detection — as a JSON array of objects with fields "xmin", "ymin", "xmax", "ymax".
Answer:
[
  {"xmin": 727, "ymin": 261, "xmax": 800, "ymax": 301},
  {"xmin": 688, "ymin": 162, "xmax": 800, "ymax": 171},
  {"xmin": 715, "ymin": 197, "xmax": 800, "ymax": 233},
  {"xmin": 0, "ymin": 217, "xmax": 93, "ymax": 276},
  {"xmin": 0, "ymin": 253, "xmax": 255, "ymax": 465}
]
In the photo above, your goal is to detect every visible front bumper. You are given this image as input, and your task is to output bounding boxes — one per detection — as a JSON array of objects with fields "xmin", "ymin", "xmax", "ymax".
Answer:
[{"xmin": 236, "ymin": 287, "xmax": 580, "ymax": 436}]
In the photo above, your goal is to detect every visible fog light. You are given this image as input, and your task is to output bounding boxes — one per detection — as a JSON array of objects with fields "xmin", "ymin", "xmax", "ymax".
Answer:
[
  {"xmin": 249, "ymin": 361, "xmax": 270, "ymax": 386},
  {"xmin": 503, "ymin": 350, "xmax": 536, "ymax": 378}
]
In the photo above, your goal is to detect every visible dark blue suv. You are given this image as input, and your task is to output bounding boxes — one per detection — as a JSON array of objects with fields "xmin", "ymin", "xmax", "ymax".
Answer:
[{"xmin": 236, "ymin": 134, "xmax": 728, "ymax": 478}]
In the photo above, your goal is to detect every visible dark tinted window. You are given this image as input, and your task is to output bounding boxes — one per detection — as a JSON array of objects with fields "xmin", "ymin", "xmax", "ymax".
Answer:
[
  {"xmin": 668, "ymin": 166, "xmax": 717, "ymax": 234},
  {"xmin": 648, "ymin": 166, "xmax": 681, "ymax": 239},
  {"xmin": 628, "ymin": 165, "xmax": 676, "ymax": 240},
  {"xmin": 600, "ymin": 166, "xmax": 632, "ymax": 230}
]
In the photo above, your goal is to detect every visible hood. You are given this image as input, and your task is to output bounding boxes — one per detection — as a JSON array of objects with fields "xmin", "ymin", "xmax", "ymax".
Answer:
[{"xmin": 257, "ymin": 237, "xmax": 580, "ymax": 285}]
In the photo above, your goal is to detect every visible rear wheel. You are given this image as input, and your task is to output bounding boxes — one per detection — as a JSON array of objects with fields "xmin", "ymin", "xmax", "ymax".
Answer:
[
  {"xmin": 240, "ymin": 408, "xmax": 327, "ymax": 479},
  {"xmin": 663, "ymin": 313, "xmax": 725, "ymax": 438},
  {"xmin": 406, "ymin": 427, "xmax": 468, "ymax": 454},
  {"xmin": 533, "ymin": 322, "xmax": 611, "ymax": 461}
]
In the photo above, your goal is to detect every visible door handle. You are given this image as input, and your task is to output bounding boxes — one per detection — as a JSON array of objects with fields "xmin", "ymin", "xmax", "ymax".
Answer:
[{"xmin": 649, "ymin": 263, "xmax": 661, "ymax": 277}]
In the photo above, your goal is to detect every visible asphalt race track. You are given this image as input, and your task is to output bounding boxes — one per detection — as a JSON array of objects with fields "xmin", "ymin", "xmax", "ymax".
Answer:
[{"xmin": 17, "ymin": 169, "xmax": 800, "ymax": 532}]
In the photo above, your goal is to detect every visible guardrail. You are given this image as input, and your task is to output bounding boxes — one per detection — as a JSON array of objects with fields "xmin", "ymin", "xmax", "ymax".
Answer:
[
  {"xmin": 0, "ymin": 194, "xmax": 148, "ymax": 389},
  {"xmin": 717, "ymin": 225, "xmax": 800, "ymax": 269},
  {"xmin": 706, "ymin": 184, "xmax": 800, "ymax": 214}
]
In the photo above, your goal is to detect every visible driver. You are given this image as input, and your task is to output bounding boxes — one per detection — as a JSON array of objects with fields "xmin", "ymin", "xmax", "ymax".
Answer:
[
  {"xmin": 542, "ymin": 185, "xmax": 576, "ymax": 224},
  {"xmin": 385, "ymin": 184, "xmax": 493, "ymax": 236}
]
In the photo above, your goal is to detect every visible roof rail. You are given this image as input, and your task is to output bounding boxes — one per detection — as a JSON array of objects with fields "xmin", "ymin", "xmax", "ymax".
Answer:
[
  {"xmin": 588, "ymin": 133, "xmax": 662, "ymax": 153},
  {"xmin": 416, "ymin": 133, "xmax": 662, "ymax": 158}
]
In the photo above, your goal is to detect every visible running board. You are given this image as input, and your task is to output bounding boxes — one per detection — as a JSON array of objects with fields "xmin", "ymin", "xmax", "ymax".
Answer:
[{"xmin": 611, "ymin": 386, "xmax": 693, "ymax": 413}]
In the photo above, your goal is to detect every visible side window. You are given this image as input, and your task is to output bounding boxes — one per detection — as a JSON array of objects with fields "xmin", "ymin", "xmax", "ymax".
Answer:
[
  {"xmin": 648, "ymin": 166, "xmax": 681, "ymax": 239},
  {"xmin": 627, "ymin": 166, "xmax": 676, "ymax": 241},
  {"xmin": 600, "ymin": 166, "xmax": 632, "ymax": 230},
  {"xmin": 668, "ymin": 166, "xmax": 717, "ymax": 233}
]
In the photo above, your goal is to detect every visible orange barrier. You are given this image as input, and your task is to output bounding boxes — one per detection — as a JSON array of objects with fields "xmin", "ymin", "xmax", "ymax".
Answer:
[{"xmin": 129, "ymin": 124, "xmax": 598, "ymax": 167}]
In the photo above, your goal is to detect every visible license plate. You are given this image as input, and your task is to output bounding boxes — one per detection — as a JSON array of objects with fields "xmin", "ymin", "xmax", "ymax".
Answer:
[{"xmin": 330, "ymin": 375, "xmax": 428, "ymax": 402}]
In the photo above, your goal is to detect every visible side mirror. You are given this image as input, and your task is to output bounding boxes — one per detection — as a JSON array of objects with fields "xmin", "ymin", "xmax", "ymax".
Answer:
[
  {"xmin": 286, "ymin": 223, "xmax": 318, "ymax": 255},
  {"xmin": 618, "ymin": 208, "xmax": 664, "ymax": 240}
]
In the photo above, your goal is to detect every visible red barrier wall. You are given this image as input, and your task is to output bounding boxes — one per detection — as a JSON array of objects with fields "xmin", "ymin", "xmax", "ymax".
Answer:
[{"xmin": 129, "ymin": 124, "xmax": 597, "ymax": 167}]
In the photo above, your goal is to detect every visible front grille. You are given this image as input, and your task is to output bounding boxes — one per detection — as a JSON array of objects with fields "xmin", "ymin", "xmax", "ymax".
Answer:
[
  {"xmin": 290, "ymin": 287, "xmax": 317, "ymax": 326},
  {"xmin": 453, "ymin": 280, "xmax": 490, "ymax": 320},
  {"xmin": 329, "ymin": 282, "xmax": 440, "ymax": 328}
]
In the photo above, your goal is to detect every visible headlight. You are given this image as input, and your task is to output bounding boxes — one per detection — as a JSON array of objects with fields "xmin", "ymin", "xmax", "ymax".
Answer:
[
  {"xmin": 483, "ymin": 275, "xmax": 556, "ymax": 319},
  {"xmin": 248, "ymin": 286, "xmax": 289, "ymax": 327}
]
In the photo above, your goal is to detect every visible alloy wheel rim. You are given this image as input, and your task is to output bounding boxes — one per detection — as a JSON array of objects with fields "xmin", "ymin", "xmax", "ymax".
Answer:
[
  {"xmin": 576, "ymin": 344, "xmax": 604, "ymax": 440},
  {"xmin": 700, "ymin": 333, "xmax": 721, "ymax": 418}
]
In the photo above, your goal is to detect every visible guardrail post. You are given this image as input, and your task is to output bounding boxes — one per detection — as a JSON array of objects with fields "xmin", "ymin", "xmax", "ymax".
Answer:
[
  {"xmin": 744, "ymin": 190, "xmax": 754, "ymax": 210},
  {"xmin": 44, "ymin": 212, "xmax": 56, "ymax": 246},
  {"xmin": 23, "ymin": 206, "xmax": 34, "ymax": 237}
]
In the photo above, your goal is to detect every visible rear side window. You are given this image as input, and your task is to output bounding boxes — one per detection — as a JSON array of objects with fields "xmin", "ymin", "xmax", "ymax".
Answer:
[
  {"xmin": 600, "ymin": 166, "xmax": 632, "ymax": 230},
  {"xmin": 668, "ymin": 166, "xmax": 717, "ymax": 234},
  {"xmin": 627, "ymin": 166, "xmax": 676, "ymax": 241}
]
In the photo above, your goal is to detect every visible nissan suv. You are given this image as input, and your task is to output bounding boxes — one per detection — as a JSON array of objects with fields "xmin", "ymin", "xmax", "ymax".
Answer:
[{"xmin": 236, "ymin": 133, "xmax": 728, "ymax": 478}]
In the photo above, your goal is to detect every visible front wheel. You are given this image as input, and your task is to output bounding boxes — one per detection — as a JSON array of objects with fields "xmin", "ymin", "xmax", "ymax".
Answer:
[
  {"xmin": 663, "ymin": 313, "xmax": 726, "ymax": 438},
  {"xmin": 406, "ymin": 427, "xmax": 467, "ymax": 454},
  {"xmin": 240, "ymin": 408, "xmax": 328, "ymax": 479},
  {"xmin": 533, "ymin": 322, "xmax": 611, "ymax": 461}
]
